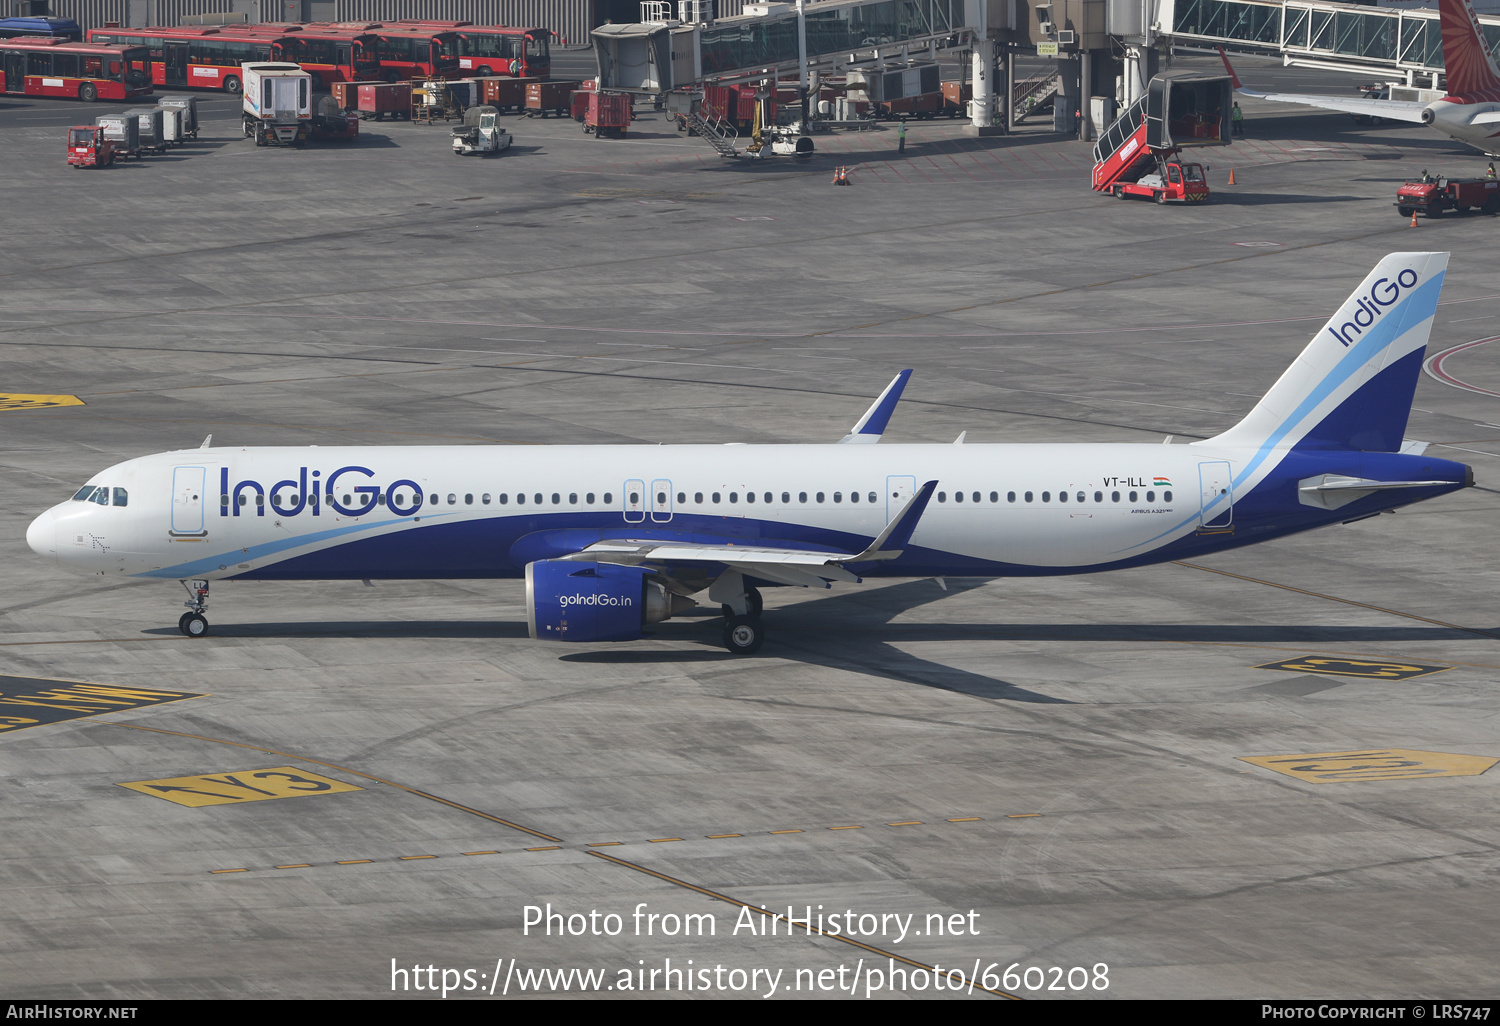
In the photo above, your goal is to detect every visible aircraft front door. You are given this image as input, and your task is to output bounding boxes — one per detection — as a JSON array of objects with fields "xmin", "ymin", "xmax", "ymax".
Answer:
[
  {"xmin": 163, "ymin": 42, "xmax": 188, "ymax": 86},
  {"xmin": 886, "ymin": 475, "xmax": 915, "ymax": 520},
  {"xmin": 1198, "ymin": 461, "xmax": 1232, "ymax": 528},
  {"xmin": 171, "ymin": 465, "xmax": 208, "ymax": 536},
  {"xmin": 650, "ymin": 478, "xmax": 673, "ymax": 523},
  {"xmin": 623, "ymin": 479, "xmax": 645, "ymax": 524}
]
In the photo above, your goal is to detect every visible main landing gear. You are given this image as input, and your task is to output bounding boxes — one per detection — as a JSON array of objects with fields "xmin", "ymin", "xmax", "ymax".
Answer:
[
  {"xmin": 178, "ymin": 579, "xmax": 210, "ymax": 637},
  {"xmin": 711, "ymin": 572, "xmax": 764, "ymax": 655}
]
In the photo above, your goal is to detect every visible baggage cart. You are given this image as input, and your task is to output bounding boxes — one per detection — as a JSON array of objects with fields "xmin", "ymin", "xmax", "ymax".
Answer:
[
  {"xmin": 124, "ymin": 106, "xmax": 165, "ymax": 153},
  {"xmin": 157, "ymin": 96, "xmax": 199, "ymax": 139},
  {"xmin": 156, "ymin": 104, "xmax": 184, "ymax": 146},
  {"xmin": 95, "ymin": 113, "xmax": 140, "ymax": 159},
  {"xmin": 478, "ymin": 75, "xmax": 534, "ymax": 113},
  {"xmin": 354, "ymin": 82, "xmax": 410, "ymax": 120},
  {"xmin": 525, "ymin": 79, "xmax": 577, "ymax": 118},
  {"xmin": 583, "ymin": 90, "xmax": 631, "ymax": 138}
]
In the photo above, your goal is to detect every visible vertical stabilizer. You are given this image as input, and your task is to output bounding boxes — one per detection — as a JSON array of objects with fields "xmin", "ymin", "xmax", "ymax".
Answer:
[
  {"xmin": 1438, "ymin": 0, "xmax": 1500, "ymax": 98},
  {"xmin": 1201, "ymin": 252, "xmax": 1448, "ymax": 457}
]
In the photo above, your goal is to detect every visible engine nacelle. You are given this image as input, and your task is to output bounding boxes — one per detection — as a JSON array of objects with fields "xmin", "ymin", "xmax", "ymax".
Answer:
[{"xmin": 525, "ymin": 560, "xmax": 693, "ymax": 642}]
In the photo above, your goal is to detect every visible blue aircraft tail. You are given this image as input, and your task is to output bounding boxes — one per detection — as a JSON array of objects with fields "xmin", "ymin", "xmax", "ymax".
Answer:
[{"xmin": 1203, "ymin": 252, "xmax": 1448, "ymax": 455}]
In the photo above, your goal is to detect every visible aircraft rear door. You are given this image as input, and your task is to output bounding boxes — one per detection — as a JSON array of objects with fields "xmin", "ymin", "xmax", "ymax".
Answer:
[
  {"xmin": 623, "ymin": 479, "xmax": 645, "ymax": 523},
  {"xmin": 886, "ymin": 475, "xmax": 915, "ymax": 520},
  {"xmin": 170, "ymin": 465, "xmax": 208, "ymax": 537},
  {"xmin": 1198, "ymin": 461, "xmax": 1232, "ymax": 528},
  {"xmin": 650, "ymin": 478, "xmax": 673, "ymax": 523}
]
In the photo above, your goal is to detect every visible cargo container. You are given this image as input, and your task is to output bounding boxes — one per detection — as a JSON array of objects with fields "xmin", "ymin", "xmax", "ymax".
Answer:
[
  {"xmin": 570, "ymin": 80, "xmax": 592, "ymax": 120},
  {"xmin": 157, "ymin": 95, "xmax": 198, "ymax": 138},
  {"xmin": 583, "ymin": 89, "xmax": 631, "ymax": 138},
  {"xmin": 155, "ymin": 102, "xmax": 183, "ymax": 145},
  {"xmin": 525, "ymin": 78, "xmax": 576, "ymax": 117},
  {"xmin": 95, "ymin": 111, "xmax": 139, "ymax": 158},
  {"xmin": 478, "ymin": 74, "xmax": 535, "ymax": 113},
  {"xmin": 940, "ymin": 81, "xmax": 970, "ymax": 118},
  {"xmin": 123, "ymin": 105, "xmax": 164, "ymax": 152},
  {"xmin": 350, "ymin": 81, "xmax": 409, "ymax": 120}
]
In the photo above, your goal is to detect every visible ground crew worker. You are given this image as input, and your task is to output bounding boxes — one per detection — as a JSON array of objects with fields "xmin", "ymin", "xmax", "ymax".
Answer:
[
  {"xmin": 1488, "ymin": 162, "xmax": 1497, "ymax": 180},
  {"xmin": 1232, "ymin": 102, "xmax": 1243, "ymax": 137},
  {"xmin": 898, "ymin": 118, "xmax": 907, "ymax": 153}
]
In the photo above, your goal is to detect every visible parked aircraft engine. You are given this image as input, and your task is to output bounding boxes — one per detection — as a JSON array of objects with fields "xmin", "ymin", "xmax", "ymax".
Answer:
[{"xmin": 525, "ymin": 560, "xmax": 694, "ymax": 642}]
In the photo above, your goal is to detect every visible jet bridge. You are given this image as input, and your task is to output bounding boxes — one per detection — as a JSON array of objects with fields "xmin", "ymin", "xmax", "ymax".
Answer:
[
  {"xmin": 594, "ymin": 0, "xmax": 994, "ymax": 91},
  {"xmin": 1165, "ymin": 0, "xmax": 1500, "ymax": 84}
]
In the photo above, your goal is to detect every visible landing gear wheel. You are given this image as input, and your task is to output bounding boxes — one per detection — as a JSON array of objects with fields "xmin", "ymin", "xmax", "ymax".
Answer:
[
  {"xmin": 722, "ymin": 614, "xmax": 764, "ymax": 655},
  {"xmin": 178, "ymin": 612, "xmax": 208, "ymax": 638}
]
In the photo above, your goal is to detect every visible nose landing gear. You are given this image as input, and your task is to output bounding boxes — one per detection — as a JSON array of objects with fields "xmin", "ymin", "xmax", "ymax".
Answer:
[{"xmin": 178, "ymin": 579, "xmax": 210, "ymax": 637}]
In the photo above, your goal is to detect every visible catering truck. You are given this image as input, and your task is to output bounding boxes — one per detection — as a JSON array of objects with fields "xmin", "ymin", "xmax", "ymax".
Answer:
[{"xmin": 241, "ymin": 61, "xmax": 310, "ymax": 146}]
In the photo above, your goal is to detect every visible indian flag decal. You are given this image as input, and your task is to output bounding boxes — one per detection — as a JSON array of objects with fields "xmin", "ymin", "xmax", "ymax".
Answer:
[{"xmin": 1153, "ymin": 477, "xmax": 1171, "ymax": 487}]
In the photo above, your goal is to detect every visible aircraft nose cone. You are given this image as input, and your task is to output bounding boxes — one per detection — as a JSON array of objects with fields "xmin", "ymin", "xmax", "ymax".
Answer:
[{"xmin": 26, "ymin": 509, "xmax": 56, "ymax": 560}]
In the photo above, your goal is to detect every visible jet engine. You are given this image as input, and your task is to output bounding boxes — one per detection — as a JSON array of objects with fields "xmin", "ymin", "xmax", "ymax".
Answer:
[{"xmin": 525, "ymin": 560, "xmax": 694, "ymax": 642}]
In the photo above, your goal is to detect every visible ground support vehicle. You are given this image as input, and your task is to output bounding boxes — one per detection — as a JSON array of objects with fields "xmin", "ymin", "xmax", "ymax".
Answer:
[
  {"xmin": 157, "ymin": 95, "xmax": 198, "ymax": 138},
  {"xmin": 66, "ymin": 124, "xmax": 112, "ymax": 167},
  {"xmin": 570, "ymin": 83, "xmax": 591, "ymax": 121},
  {"xmin": 525, "ymin": 78, "xmax": 576, "ymax": 117},
  {"xmin": 241, "ymin": 62, "xmax": 310, "ymax": 146},
  {"xmin": 874, "ymin": 90, "xmax": 942, "ymax": 119},
  {"xmin": 95, "ymin": 112, "xmax": 139, "ymax": 158},
  {"xmin": 1094, "ymin": 71, "xmax": 1232, "ymax": 206},
  {"xmin": 451, "ymin": 103, "xmax": 511, "ymax": 154},
  {"xmin": 583, "ymin": 89, "xmax": 630, "ymax": 138},
  {"xmin": 940, "ymin": 81, "xmax": 971, "ymax": 118},
  {"xmin": 1396, "ymin": 174, "xmax": 1500, "ymax": 217},
  {"xmin": 309, "ymin": 95, "xmax": 359, "ymax": 141},
  {"xmin": 478, "ymin": 75, "xmax": 534, "ymax": 113},
  {"xmin": 1109, "ymin": 153, "xmax": 1210, "ymax": 203},
  {"xmin": 334, "ymin": 80, "xmax": 410, "ymax": 120},
  {"xmin": 155, "ymin": 103, "xmax": 183, "ymax": 145},
  {"xmin": 123, "ymin": 106, "xmax": 165, "ymax": 153},
  {"xmin": 0, "ymin": 37, "xmax": 151, "ymax": 101}
]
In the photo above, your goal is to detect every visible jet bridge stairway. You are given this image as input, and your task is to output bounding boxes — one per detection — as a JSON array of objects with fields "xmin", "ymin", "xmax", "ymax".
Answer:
[{"xmin": 686, "ymin": 106, "xmax": 738, "ymax": 158}]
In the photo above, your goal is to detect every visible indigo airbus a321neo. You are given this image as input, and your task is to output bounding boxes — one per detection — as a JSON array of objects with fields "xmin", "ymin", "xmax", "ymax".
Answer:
[{"xmin": 27, "ymin": 252, "xmax": 1472, "ymax": 654}]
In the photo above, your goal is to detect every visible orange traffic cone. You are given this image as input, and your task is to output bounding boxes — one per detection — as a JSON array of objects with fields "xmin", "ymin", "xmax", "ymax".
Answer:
[
  {"xmin": 1410, "ymin": 211, "xmax": 1419, "ymax": 227},
  {"xmin": 832, "ymin": 165, "xmax": 850, "ymax": 185},
  {"xmin": 1226, "ymin": 168, "xmax": 1237, "ymax": 185}
]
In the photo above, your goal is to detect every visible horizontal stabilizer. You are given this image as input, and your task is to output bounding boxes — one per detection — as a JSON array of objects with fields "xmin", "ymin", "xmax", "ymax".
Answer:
[{"xmin": 1298, "ymin": 474, "xmax": 1455, "ymax": 509}]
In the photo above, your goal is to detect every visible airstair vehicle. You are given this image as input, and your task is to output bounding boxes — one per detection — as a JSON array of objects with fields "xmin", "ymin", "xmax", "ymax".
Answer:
[{"xmin": 1093, "ymin": 71, "xmax": 1232, "ymax": 203}]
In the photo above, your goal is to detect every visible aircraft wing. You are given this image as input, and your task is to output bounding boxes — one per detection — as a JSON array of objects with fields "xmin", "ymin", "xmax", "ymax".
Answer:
[
  {"xmin": 839, "ymin": 370, "xmax": 912, "ymax": 443},
  {"xmin": 1237, "ymin": 88, "xmax": 1430, "ymax": 123},
  {"xmin": 563, "ymin": 480, "xmax": 940, "ymax": 588},
  {"xmin": 1218, "ymin": 47, "xmax": 1428, "ymax": 123}
]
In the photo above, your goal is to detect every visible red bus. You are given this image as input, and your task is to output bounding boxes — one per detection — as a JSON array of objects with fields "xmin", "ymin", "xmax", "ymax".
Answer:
[
  {"xmin": 0, "ymin": 37, "xmax": 151, "ymax": 101},
  {"xmin": 86, "ymin": 26, "xmax": 379, "ymax": 92},
  {"xmin": 394, "ymin": 21, "xmax": 551, "ymax": 79},
  {"xmin": 368, "ymin": 26, "xmax": 458, "ymax": 82}
]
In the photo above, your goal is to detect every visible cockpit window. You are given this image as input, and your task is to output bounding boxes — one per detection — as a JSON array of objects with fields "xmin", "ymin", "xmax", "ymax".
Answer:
[
  {"xmin": 73, "ymin": 486, "xmax": 95, "ymax": 501},
  {"xmin": 91, "ymin": 487, "xmax": 109, "ymax": 506},
  {"xmin": 113, "ymin": 488, "xmax": 129, "ymax": 507}
]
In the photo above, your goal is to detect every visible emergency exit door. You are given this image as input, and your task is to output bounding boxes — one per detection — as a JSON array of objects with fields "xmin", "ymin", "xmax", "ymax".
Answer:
[
  {"xmin": 623, "ymin": 479, "xmax": 645, "ymax": 524},
  {"xmin": 650, "ymin": 479, "xmax": 673, "ymax": 523}
]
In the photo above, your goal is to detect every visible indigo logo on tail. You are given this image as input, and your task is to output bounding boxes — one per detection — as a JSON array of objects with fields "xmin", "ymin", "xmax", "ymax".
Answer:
[{"xmin": 1326, "ymin": 268, "xmax": 1419, "ymax": 347}]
